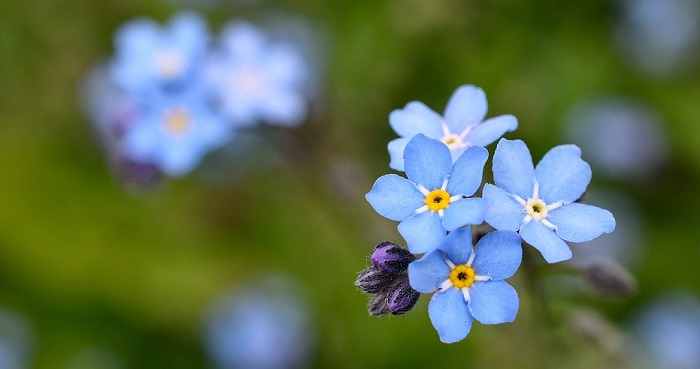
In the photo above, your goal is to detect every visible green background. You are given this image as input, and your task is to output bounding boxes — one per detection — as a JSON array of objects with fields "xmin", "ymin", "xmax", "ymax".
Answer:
[{"xmin": 1, "ymin": 0, "xmax": 699, "ymax": 368}]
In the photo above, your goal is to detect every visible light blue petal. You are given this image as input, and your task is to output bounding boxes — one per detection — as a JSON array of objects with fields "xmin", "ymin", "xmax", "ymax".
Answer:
[
  {"xmin": 428, "ymin": 288, "xmax": 473, "ymax": 343},
  {"xmin": 442, "ymin": 198, "xmax": 487, "ymax": 231},
  {"xmin": 472, "ymin": 231, "xmax": 522, "ymax": 281},
  {"xmin": 492, "ymin": 139, "xmax": 535, "ymax": 199},
  {"xmin": 466, "ymin": 114, "xmax": 518, "ymax": 147},
  {"xmin": 468, "ymin": 281, "xmax": 519, "ymax": 324},
  {"xmin": 403, "ymin": 134, "xmax": 452, "ymax": 190},
  {"xmin": 443, "ymin": 85, "xmax": 487, "ymax": 134},
  {"xmin": 365, "ymin": 174, "xmax": 423, "ymax": 221},
  {"xmin": 535, "ymin": 144, "xmax": 591, "ymax": 204},
  {"xmin": 159, "ymin": 145, "xmax": 201, "ymax": 177},
  {"xmin": 387, "ymin": 138, "xmax": 410, "ymax": 172},
  {"xmin": 437, "ymin": 227, "xmax": 473, "ymax": 265},
  {"xmin": 446, "ymin": 146, "xmax": 488, "ymax": 196},
  {"xmin": 520, "ymin": 221, "xmax": 572, "ymax": 263},
  {"xmin": 548, "ymin": 203, "xmax": 616, "ymax": 243},
  {"xmin": 114, "ymin": 18, "xmax": 160, "ymax": 55},
  {"xmin": 388, "ymin": 101, "xmax": 443, "ymax": 138},
  {"xmin": 407, "ymin": 250, "xmax": 450, "ymax": 293},
  {"xmin": 259, "ymin": 89, "xmax": 307, "ymax": 127},
  {"xmin": 398, "ymin": 212, "xmax": 446, "ymax": 254},
  {"xmin": 483, "ymin": 184, "xmax": 524, "ymax": 231},
  {"xmin": 448, "ymin": 146, "xmax": 467, "ymax": 165},
  {"xmin": 169, "ymin": 11, "xmax": 208, "ymax": 49},
  {"xmin": 221, "ymin": 21, "xmax": 265, "ymax": 59}
]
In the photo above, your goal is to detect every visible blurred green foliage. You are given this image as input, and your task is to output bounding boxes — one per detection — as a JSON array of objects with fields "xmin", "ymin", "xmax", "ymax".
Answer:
[{"xmin": 1, "ymin": 0, "xmax": 700, "ymax": 368}]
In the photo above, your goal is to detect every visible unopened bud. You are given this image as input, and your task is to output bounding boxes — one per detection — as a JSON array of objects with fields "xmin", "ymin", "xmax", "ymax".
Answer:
[
  {"xmin": 387, "ymin": 279, "xmax": 420, "ymax": 315},
  {"xmin": 370, "ymin": 242, "xmax": 415, "ymax": 275},
  {"xmin": 355, "ymin": 266, "xmax": 393, "ymax": 294},
  {"xmin": 584, "ymin": 259, "xmax": 637, "ymax": 297},
  {"xmin": 367, "ymin": 290, "xmax": 391, "ymax": 316}
]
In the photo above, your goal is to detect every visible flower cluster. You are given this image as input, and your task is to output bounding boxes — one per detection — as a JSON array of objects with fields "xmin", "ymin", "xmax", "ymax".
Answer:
[
  {"xmin": 85, "ymin": 12, "xmax": 311, "ymax": 181},
  {"xmin": 360, "ymin": 85, "xmax": 617, "ymax": 343}
]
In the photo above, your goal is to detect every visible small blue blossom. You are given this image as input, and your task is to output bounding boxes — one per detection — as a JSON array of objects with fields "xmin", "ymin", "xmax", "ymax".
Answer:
[
  {"xmin": 408, "ymin": 228, "xmax": 522, "ymax": 343},
  {"xmin": 366, "ymin": 134, "xmax": 488, "ymax": 254},
  {"xmin": 388, "ymin": 85, "xmax": 518, "ymax": 171},
  {"xmin": 483, "ymin": 138, "xmax": 616, "ymax": 263},
  {"xmin": 120, "ymin": 84, "xmax": 232, "ymax": 177},
  {"xmin": 205, "ymin": 21, "xmax": 310, "ymax": 127},
  {"xmin": 110, "ymin": 12, "xmax": 209, "ymax": 93}
]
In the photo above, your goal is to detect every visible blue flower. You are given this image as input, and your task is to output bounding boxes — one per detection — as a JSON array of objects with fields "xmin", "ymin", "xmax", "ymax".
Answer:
[
  {"xmin": 120, "ymin": 84, "xmax": 232, "ymax": 177},
  {"xmin": 483, "ymin": 139, "xmax": 616, "ymax": 263},
  {"xmin": 205, "ymin": 21, "xmax": 309, "ymax": 127},
  {"xmin": 408, "ymin": 228, "xmax": 522, "ymax": 343},
  {"xmin": 366, "ymin": 134, "xmax": 488, "ymax": 254},
  {"xmin": 110, "ymin": 12, "xmax": 209, "ymax": 93},
  {"xmin": 388, "ymin": 85, "xmax": 518, "ymax": 171}
]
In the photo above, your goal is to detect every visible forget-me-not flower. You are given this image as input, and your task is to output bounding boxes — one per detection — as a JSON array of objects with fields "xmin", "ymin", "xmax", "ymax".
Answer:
[
  {"xmin": 483, "ymin": 139, "xmax": 616, "ymax": 263},
  {"xmin": 205, "ymin": 21, "xmax": 310, "ymax": 127},
  {"xmin": 408, "ymin": 228, "xmax": 522, "ymax": 343},
  {"xmin": 120, "ymin": 84, "xmax": 232, "ymax": 177},
  {"xmin": 366, "ymin": 134, "xmax": 488, "ymax": 254},
  {"xmin": 110, "ymin": 12, "xmax": 209, "ymax": 93},
  {"xmin": 388, "ymin": 85, "xmax": 518, "ymax": 171}
]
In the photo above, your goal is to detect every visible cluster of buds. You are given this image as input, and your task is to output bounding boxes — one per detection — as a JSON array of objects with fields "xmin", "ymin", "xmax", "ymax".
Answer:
[{"xmin": 354, "ymin": 242, "xmax": 420, "ymax": 316}]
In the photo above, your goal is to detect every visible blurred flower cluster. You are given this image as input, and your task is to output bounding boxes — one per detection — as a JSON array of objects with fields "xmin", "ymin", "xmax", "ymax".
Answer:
[
  {"xmin": 357, "ymin": 85, "xmax": 618, "ymax": 343},
  {"xmin": 83, "ymin": 11, "xmax": 313, "ymax": 185}
]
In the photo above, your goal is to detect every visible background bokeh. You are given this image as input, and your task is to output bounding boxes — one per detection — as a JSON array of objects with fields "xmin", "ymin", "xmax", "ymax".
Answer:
[{"xmin": 1, "ymin": 0, "xmax": 700, "ymax": 368}]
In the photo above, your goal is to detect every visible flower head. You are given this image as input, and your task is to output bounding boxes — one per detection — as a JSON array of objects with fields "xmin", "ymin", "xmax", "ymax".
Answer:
[
  {"xmin": 388, "ymin": 85, "xmax": 518, "ymax": 171},
  {"xmin": 366, "ymin": 134, "xmax": 488, "ymax": 254},
  {"xmin": 110, "ymin": 12, "xmax": 209, "ymax": 93},
  {"xmin": 408, "ymin": 228, "xmax": 522, "ymax": 343},
  {"xmin": 483, "ymin": 139, "xmax": 616, "ymax": 263},
  {"xmin": 205, "ymin": 21, "xmax": 310, "ymax": 127},
  {"xmin": 120, "ymin": 84, "xmax": 232, "ymax": 177}
]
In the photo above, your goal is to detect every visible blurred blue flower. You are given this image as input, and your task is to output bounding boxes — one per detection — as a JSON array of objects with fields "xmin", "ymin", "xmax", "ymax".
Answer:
[
  {"xmin": 110, "ymin": 12, "xmax": 209, "ymax": 93},
  {"xmin": 204, "ymin": 278, "xmax": 316, "ymax": 369},
  {"xmin": 0, "ymin": 308, "xmax": 33, "ymax": 369},
  {"xmin": 483, "ymin": 139, "xmax": 615, "ymax": 263},
  {"xmin": 627, "ymin": 291, "xmax": 700, "ymax": 369},
  {"xmin": 366, "ymin": 134, "xmax": 488, "ymax": 254},
  {"xmin": 408, "ymin": 228, "xmax": 522, "ymax": 343},
  {"xmin": 120, "ymin": 84, "xmax": 232, "ymax": 177},
  {"xmin": 205, "ymin": 21, "xmax": 310, "ymax": 127},
  {"xmin": 564, "ymin": 96, "xmax": 668, "ymax": 181},
  {"xmin": 387, "ymin": 85, "xmax": 517, "ymax": 171}
]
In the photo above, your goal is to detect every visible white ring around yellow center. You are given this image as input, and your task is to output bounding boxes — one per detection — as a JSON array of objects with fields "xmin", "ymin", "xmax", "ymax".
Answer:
[
  {"xmin": 525, "ymin": 198, "xmax": 548, "ymax": 221},
  {"xmin": 163, "ymin": 108, "xmax": 191, "ymax": 136},
  {"xmin": 449, "ymin": 265, "xmax": 475, "ymax": 288}
]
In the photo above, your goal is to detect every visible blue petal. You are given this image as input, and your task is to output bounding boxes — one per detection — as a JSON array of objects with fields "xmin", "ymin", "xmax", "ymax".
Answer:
[
  {"xmin": 437, "ymin": 227, "xmax": 473, "ymax": 265},
  {"xmin": 387, "ymin": 138, "xmax": 410, "ymax": 172},
  {"xmin": 472, "ymin": 231, "xmax": 522, "ymax": 281},
  {"xmin": 159, "ymin": 145, "xmax": 202, "ymax": 177},
  {"xmin": 446, "ymin": 146, "xmax": 488, "ymax": 196},
  {"xmin": 535, "ymin": 144, "xmax": 591, "ymax": 204},
  {"xmin": 482, "ymin": 184, "xmax": 524, "ymax": 231},
  {"xmin": 403, "ymin": 134, "xmax": 452, "ymax": 190},
  {"xmin": 492, "ymin": 139, "xmax": 535, "ymax": 199},
  {"xmin": 442, "ymin": 198, "xmax": 487, "ymax": 231},
  {"xmin": 407, "ymin": 250, "xmax": 450, "ymax": 293},
  {"xmin": 520, "ymin": 221, "xmax": 572, "ymax": 263},
  {"xmin": 365, "ymin": 174, "xmax": 423, "ymax": 221},
  {"xmin": 398, "ymin": 211, "xmax": 446, "ymax": 254},
  {"xmin": 389, "ymin": 101, "xmax": 443, "ymax": 139},
  {"xmin": 428, "ymin": 288, "xmax": 473, "ymax": 343},
  {"xmin": 443, "ymin": 85, "xmax": 487, "ymax": 134},
  {"xmin": 548, "ymin": 203, "xmax": 616, "ymax": 243},
  {"xmin": 466, "ymin": 114, "xmax": 518, "ymax": 147},
  {"xmin": 468, "ymin": 281, "xmax": 519, "ymax": 324}
]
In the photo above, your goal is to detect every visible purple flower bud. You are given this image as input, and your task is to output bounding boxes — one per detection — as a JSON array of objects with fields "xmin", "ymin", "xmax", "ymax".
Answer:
[
  {"xmin": 387, "ymin": 279, "xmax": 420, "ymax": 315},
  {"xmin": 354, "ymin": 267, "xmax": 393, "ymax": 294},
  {"xmin": 367, "ymin": 290, "xmax": 391, "ymax": 316},
  {"xmin": 370, "ymin": 242, "xmax": 415, "ymax": 275}
]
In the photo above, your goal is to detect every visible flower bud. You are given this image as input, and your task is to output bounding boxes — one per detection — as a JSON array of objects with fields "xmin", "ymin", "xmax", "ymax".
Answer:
[
  {"xmin": 355, "ymin": 266, "xmax": 393, "ymax": 294},
  {"xmin": 367, "ymin": 290, "xmax": 391, "ymax": 316},
  {"xmin": 386, "ymin": 279, "xmax": 420, "ymax": 315},
  {"xmin": 584, "ymin": 259, "xmax": 637, "ymax": 297},
  {"xmin": 370, "ymin": 242, "xmax": 415, "ymax": 275}
]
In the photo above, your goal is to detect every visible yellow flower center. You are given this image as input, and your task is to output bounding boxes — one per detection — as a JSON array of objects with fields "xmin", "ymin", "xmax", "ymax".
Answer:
[
  {"xmin": 163, "ymin": 107, "xmax": 192, "ymax": 136},
  {"xmin": 425, "ymin": 189, "xmax": 451, "ymax": 211},
  {"xmin": 441, "ymin": 133, "xmax": 463, "ymax": 150},
  {"xmin": 449, "ymin": 265, "xmax": 475, "ymax": 288},
  {"xmin": 525, "ymin": 198, "xmax": 548, "ymax": 221}
]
